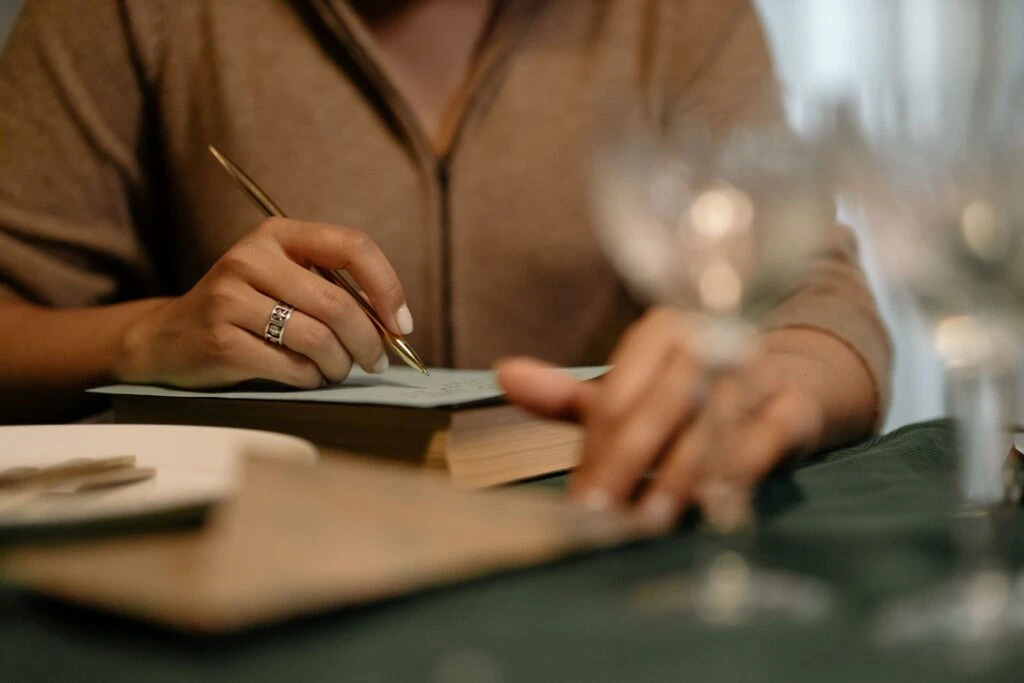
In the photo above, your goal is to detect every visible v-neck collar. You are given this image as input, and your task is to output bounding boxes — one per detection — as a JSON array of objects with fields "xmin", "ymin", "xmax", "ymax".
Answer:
[{"xmin": 307, "ymin": 0, "xmax": 546, "ymax": 163}]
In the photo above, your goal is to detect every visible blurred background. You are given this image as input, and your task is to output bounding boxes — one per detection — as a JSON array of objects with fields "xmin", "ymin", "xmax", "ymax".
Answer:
[{"xmin": 0, "ymin": 0, "xmax": 943, "ymax": 432}]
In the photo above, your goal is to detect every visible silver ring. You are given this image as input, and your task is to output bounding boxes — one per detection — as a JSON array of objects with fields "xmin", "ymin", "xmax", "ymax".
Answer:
[{"xmin": 264, "ymin": 301, "xmax": 294, "ymax": 346}]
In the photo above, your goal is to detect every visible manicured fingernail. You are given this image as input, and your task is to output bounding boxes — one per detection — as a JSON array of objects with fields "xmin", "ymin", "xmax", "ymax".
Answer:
[
  {"xmin": 580, "ymin": 488, "xmax": 612, "ymax": 512},
  {"xmin": 396, "ymin": 305, "xmax": 414, "ymax": 336},
  {"xmin": 640, "ymin": 492, "xmax": 678, "ymax": 532},
  {"xmin": 372, "ymin": 353, "xmax": 390, "ymax": 374}
]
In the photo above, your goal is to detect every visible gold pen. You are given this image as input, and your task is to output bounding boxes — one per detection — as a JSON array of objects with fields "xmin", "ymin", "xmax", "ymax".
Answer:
[{"xmin": 208, "ymin": 145, "xmax": 429, "ymax": 375}]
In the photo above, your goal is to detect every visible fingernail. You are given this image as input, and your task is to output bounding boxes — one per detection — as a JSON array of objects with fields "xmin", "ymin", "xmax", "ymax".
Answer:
[
  {"xmin": 372, "ymin": 353, "xmax": 390, "ymax": 374},
  {"xmin": 580, "ymin": 488, "xmax": 612, "ymax": 512},
  {"xmin": 640, "ymin": 492, "xmax": 678, "ymax": 532},
  {"xmin": 396, "ymin": 305, "xmax": 414, "ymax": 336}
]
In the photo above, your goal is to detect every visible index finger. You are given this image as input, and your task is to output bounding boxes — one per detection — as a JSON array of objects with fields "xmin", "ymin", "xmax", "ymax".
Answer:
[{"xmin": 269, "ymin": 219, "xmax": 413, "ymax": 336}]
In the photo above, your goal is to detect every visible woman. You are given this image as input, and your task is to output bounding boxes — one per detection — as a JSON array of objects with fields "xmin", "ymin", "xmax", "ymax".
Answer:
[{"xmin": 0, "ymin": 0, "xmax": 889, "ymax": 527}]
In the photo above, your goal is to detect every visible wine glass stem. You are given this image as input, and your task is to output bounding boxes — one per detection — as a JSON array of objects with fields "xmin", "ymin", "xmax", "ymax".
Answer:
[
  {"xmin": 946, "ymin": 362, "xmax": 1018, "ymax": 510},
  {"xmin": 699, "ymin": 362, "xmax": 758, "ymax": 536}
]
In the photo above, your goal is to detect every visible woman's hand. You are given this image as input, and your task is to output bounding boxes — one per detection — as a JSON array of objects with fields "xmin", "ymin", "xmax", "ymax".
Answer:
[
  {"xmin": 496, "ymin": 307, "xmax": 871, "ymax": 531},
  {"xmin": 115, "ymin": 218, "xmax": 413, "ymax": 389}
]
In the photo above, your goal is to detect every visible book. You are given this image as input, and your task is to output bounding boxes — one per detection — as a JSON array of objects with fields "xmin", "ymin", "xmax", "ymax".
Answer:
[
  {"xmin": 1, "ymin": 454, "xmax": 647, "ymax": 633},
  {"xmin": 92, "ymin": 367, "xmax": 608, "ymax": 490}
]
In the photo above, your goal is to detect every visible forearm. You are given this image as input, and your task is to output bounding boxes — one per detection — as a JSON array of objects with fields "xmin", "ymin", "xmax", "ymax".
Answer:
[
  {"xmin": 760, "ymin": 327, "xmax": 880, "ymax": 453},
  {"xmin": 0, "ymin": 297, "xmax": 169, "ymax": 423}
]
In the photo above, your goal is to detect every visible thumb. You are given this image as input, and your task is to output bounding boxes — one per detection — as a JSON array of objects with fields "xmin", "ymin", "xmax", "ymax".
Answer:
[{"xmin": 495, "ymin": 357, "xmax": 596, "ymax": 423}]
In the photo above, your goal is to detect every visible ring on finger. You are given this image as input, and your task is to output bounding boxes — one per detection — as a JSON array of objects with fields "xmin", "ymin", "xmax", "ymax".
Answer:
[{"xmin": 264, "ymin": 301, "xmax": 295, "ymax": 346}]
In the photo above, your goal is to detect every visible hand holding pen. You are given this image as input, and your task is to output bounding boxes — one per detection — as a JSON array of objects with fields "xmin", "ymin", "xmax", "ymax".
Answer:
[{"xmin": 112, "ymin": 148, "xmax": 425, "ymax": 390}]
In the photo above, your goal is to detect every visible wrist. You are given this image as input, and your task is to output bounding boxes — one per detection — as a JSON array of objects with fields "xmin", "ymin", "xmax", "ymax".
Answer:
[
  {"xmin": 112, "ymin": 297, "xmax": 174, "ymax": 384},
  {"xmin": 756, "ymin": 349, "xmax": 829, "ymax": 452},
  {"xmin": 758, "ymin": 327, "xmax": 877, "ymax": 450}
]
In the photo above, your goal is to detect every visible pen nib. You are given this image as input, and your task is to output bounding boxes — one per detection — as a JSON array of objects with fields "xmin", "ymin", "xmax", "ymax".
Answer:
[{"xmin": 392, "ymin": 337, "xmax": 429, "ymax": 375}]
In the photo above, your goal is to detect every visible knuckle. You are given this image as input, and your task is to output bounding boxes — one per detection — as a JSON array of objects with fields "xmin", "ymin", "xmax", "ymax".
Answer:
[
  {"xmin": 256, "ymin": 217, "xmax": 288, "ymax": 237},
  {"xmin": 216, "ymin": 250, "xmax": 244, "ymax": 275},
  {"xmin": 217, "ymin": 248, "xmax": 256, "ymax": 280},
  {"xmin": 200, "ymin": 325, "xmax": 236, "ymax": 361},
  {"xmin": 343, "ymin": 229, "xmax": 375, "ymax": 255},
  {"xmin": 305, "ymin": 322, "xmax": 337, "ymax": 353},
  {"xmin": 318, "ymin": 283, "xmax": 349, "ymax": 315},
  {"xmin": 378, "ymin": 273, "xmax": 404, "ymax": 303},
  {"xmin": 205, "ymin": 279, "xmax": 237, "ymax": 315},
  {"xmin": 590, "ymin": 393, "xmax": 628, "ymax": 427}
]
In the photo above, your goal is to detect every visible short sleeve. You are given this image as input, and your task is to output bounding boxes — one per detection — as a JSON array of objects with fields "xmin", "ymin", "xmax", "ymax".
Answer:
[{"xmin": 0, "ymin": 0, "xmax": 159, "ymax": 306}]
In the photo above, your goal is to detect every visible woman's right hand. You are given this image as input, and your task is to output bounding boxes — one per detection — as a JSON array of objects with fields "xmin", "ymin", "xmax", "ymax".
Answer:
[{"xmin": 114, "ymin": 218, "xmax": 413, "ymax": 389}]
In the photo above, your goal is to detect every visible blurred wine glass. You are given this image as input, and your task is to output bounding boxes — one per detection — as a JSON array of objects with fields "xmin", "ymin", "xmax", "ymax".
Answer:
[
  {"xmin": 591, "ymin": 76, "xmax": 838, "ymax": 623},
  {"xmin": 592, "ymin": 104, "xmax": 833, "ymax": 368},
  {"xmin": 755, "ymin": 0, "xmax": 1024, "ymax": 656}
]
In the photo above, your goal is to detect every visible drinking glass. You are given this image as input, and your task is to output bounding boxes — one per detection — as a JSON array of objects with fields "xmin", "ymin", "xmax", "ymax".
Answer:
[
  {"xmin": 756, "ymin": 0, "xmax": 1024, "ymax": 655},
  {"xmin": 591, "ymin": 75, "xmax": 838, "ymax": 625}
]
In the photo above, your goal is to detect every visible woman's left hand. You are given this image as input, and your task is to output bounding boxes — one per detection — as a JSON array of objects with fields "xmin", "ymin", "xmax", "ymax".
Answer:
[{"xmin": 496, "ymin": 307, "xmax": 829, "ymax": 531}]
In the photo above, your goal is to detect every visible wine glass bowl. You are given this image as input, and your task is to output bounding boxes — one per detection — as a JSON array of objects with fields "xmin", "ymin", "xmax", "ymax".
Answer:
[
  {"xmin": 590, "ymin": 107, "xmax": 835, "ymax": 369},
  {"xmin": 840, "ymin": 123, "xmax": 1024, "ymax": 337}
]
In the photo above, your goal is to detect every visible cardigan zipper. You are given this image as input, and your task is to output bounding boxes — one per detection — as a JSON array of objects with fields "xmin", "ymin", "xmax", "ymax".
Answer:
[{"xmin": 306, "ymin": 0, "xmax": 545, "ymax": 366}]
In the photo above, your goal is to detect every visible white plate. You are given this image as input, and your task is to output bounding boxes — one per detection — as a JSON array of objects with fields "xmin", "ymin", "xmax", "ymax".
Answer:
[{"xmin": 0, "ymin": 424, "xmax": 318, "ymax": 530}]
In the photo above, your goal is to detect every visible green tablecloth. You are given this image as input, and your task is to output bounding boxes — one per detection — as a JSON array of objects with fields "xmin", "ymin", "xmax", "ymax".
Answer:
[{"xmin": 3, "ymin": 419, "xmax": 1024, "ymax": 682}]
